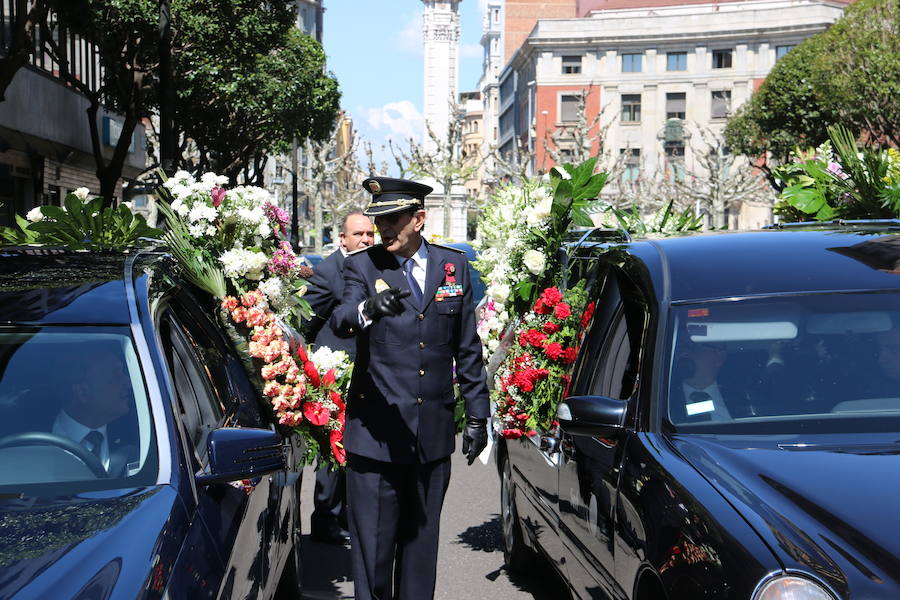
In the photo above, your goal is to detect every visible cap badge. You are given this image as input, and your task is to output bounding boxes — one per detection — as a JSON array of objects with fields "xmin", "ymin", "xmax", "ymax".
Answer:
[{"xmin": 369, "ymin": 180, "xmax": 382, "ymax": 194}]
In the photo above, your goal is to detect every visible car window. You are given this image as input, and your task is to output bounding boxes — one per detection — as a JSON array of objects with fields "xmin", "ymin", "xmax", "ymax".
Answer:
[
  {"xmin": 590, "ymin": 312, "xmax": 632, "ymax": 399},
  {"xmin": 666, "ymin": 292, "xmax": 900, "ymax": 435},
  {"xmin": 160, "ymin": 312, "xmax": 224, "ymax": 462},
  {"xmin": 0, "ymin": 327, "xmax": 157, "ymax": 491}
]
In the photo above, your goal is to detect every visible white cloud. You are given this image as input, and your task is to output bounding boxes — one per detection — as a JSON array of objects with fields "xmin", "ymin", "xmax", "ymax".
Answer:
[
  {"xmin": 366, "ymin": 100, "xmax": 423, "ymax": 143},
  {"xmin": 396, "ymin": 11, "xmax": 423, "ymax": 55},
  {"xmin": 460, "ymin": 42, "xmax": 483, "ymax": 59}
]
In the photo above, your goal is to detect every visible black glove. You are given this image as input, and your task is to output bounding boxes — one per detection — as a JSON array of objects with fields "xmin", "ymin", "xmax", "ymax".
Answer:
[
  {"xmin": 461, "ymin": 417, "xmax": 488, "ymax": 465},
  {"xmin": 362, "ymin": 287, "xmax": 410, "ymax": 321}
]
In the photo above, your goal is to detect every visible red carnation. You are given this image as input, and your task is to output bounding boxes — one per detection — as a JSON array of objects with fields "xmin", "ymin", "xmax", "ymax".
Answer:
[
  {"xmin": 296, "ymin": 344, "xmax": 308, "ymax": 363},
  {"xmin": 543, "ymin": 321, "xmax": 560, "ymax": 334},
  {"xmin": 554, "ymin": 302, "xmax": 571, "ymax": 320},
  {"xmin": 581, "ymin": 302, "xmax": 595, "ymax": 328},
  {"xmin": 304, "ymin": 361, "xmax": 320, "ymax": 387},
  {"xmin": 544, "ymin": 342, "xmax": 564, "ymax": 361},
  {"xmin": 533, "ymin": 298, "xmax": 550, "ymax": 315},
  {"xmin": 323, "ymin": 368, "xmax": 336, "ymax": 387},
  {"xmin": 563, "ymin": 347, "xmax": 578, "ymax": 364},
  {"xmin": 303, "ymin": 401, "xmax": 330, "ymax": 426},
  {"xmin": 541, "ymin": 287, "xmax": 563, "ymax": 307},
  {"xmin": 331, "ymin": 390, "xmax": 345, "ymax": 410}
]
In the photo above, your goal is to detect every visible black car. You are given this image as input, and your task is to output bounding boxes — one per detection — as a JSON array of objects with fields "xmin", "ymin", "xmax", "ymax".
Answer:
[
  {"xmin": 0, "ymin": 247, "xmax": 303, "ymax": 599},
  {"xmin": 497, "ymin": 225, "xmax": 900, "ymax": 599}
]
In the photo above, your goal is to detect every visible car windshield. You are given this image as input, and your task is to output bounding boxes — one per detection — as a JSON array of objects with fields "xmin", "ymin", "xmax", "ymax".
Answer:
[
  {"xmin": 0, "ymin": 327, "xmax": 157, "ymax": 493},
  {"xmin": 666, "ymin": 293, "xmax": 900, "ymax": 435}
]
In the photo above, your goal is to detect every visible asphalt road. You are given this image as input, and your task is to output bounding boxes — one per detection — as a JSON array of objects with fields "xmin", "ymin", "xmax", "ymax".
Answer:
[{"xmin": 298, "ymin": 434, "xmax": 571, "ymax": 600}]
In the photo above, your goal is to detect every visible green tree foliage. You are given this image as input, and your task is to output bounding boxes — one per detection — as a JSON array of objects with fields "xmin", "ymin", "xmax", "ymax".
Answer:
[
  {"xmin": 723, "ymin": 35, "xmax": 839, "ymax": 183},
  {"xmin": 44, "ymin": 0, "xmax": 159, "ymax": 205},
  {"xmin": 172, "ymin": 2, "xmax": 341, "ymax": 183},
  {"xmin": 810, "ymin": 0, "xmax": 900, "ymax": 148},
  {"xmin": 725, "ymin": 0, "xmax": 899, "ymax": 184}
]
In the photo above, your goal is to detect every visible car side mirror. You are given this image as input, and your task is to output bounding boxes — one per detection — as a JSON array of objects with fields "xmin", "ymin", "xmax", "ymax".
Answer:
[
  {"xmin": 557, "ymin": 395, "xmax": 627, "ymax": 437},
  {"xmin": 196, "ymin": 427, "xmax": 285, "ymax": 485}
]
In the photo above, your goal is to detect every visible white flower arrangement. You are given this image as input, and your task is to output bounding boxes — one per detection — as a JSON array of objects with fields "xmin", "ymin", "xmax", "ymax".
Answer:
[
  {"xmin": 220, "ymin": 248, "xmax": 269, "ymax": 280},
  {"xmin": 309, "ymin": 346, "xmax": 352, "ymax": 382}
]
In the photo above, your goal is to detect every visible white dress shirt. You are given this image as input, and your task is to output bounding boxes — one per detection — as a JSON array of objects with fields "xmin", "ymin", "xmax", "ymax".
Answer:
[
  {"xmin": 682, "ymin": 381, "xmax": 732, "ymax": 422},
  {"xmin": 52, "ymin": 410, "xmax": 110, "ymax": 469}
]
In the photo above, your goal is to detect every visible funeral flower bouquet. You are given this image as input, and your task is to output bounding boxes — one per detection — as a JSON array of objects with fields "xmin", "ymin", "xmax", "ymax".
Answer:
[
  {"xmin": 157, "ymin": 171, "xmax": 347, "ymax": 466},
  {"xmin": 493, "ymin": 282, "xmax": 594, "ymax": 438},
  {"xmin": 474, "ymin": 160, "xmax": 608, "ymax": 367}
]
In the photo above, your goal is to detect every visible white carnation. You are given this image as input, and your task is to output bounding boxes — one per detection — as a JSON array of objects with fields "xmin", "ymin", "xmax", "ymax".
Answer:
[
  {"xmin": 258, "ymin": 277, "xmax": 286, "ymax": 307},
  {"xmin": 238, "ymin": 206, "xmax": 266, "ymax": 226},
  {"xmin": 72, "ymin": 187, "xmax": 90, "ymax": 200},
  {"xmin": 523, "ymin": 249, "xmax": 546, "ymax": 275},
  {"xmin": 310, "ymin": 346, "xmax": 351, "ymax": 378},
  {"xmin": 26, "ymin": 207, "xmax": 44, "ymax": 222},
  {"xmin": 188, "ymin": 203, "xmax": 217, "ymax": 224},
  {"xmin": 220, "ymin": 248, "xmax": 269, "ymax": 280},
  {"xmin": 527, "ymin": 195, "xmax": 553, "ymax": 227},
  {"xmin": 488, "ymin": 339, "xmax": 499, "ymax": 352},
  {"xmin": 257, "ymin": 222, "xmax": 272, "ymax": 238}
]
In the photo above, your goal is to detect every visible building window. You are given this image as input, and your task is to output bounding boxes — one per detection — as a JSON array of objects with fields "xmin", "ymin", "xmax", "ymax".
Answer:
[
  {"xmin": 621, "ymin": 148, "xmax": 640, "ymax": 182},
  {"xmin": 712, "ymin": 49, "xmax": 733, "ymax": 69},
  {"xmin": 493, "ymin": 8, "xmax": 500, "ymax": 23},
  {"xmin": 499, "ymin": 109, "xmax": 513, "ymax": 136},
  {"xmin": 562, "ymin": 55, "xmax": 582, "ymax": 74},
  {"xmin": 621, "ymin": 94, "xmax": 641, "ymax": 123},
  {"xmin": 667, "ymin": 52, "xmax": 687, "ymax": 71},
  {"xmin": 666, "ymin": 92, "xmax": 686, "ymax": 120},
  {"xmin": 560, "ymin": 94, "xmax": 580, "ymax": 122},
  {"xmin": 622, "ymin": 53, "xmax": 642, "ymax": 73},
  {"xmin": 776, "ymin": 45, "xmax": 795, "ymax": 60},
  {"xmin": 665, "ymin": 145, "xmax": 685, "ymax": 182},
  {"xmin": 711, "ymin": 90, "xmax": 732, "ymax": 119}
]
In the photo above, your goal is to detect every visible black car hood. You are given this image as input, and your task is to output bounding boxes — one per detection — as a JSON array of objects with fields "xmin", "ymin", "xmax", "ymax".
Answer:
[
  {"xmin": 671, "ymin": 434, "xmax": 900, "ymax": 596},
  {"xmin": 0, "ymin": 485, "xmax": 185, "ymax": 599}
]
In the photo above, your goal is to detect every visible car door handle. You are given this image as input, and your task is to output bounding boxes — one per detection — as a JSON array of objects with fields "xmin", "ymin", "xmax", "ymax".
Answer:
[{"xmin": 539, "ymin": 435, "xmax": 560, "ymax": 455}]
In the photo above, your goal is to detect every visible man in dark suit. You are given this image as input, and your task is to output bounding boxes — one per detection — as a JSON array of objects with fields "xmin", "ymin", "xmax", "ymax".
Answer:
[
  {"xmin": 52, "ymin": 348, "xmax": 137, "ymax": 477},
  {"xmin": 304, "ymin": 211, "xmax": 374, "ymax": 544},
  {"xmin": 329, "ymin": 177, "xmax": 489, "ymax": 600}
]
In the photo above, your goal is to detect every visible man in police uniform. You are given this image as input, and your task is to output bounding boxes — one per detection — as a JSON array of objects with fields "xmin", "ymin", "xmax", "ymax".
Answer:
[
  {"xmin": 304, "ymin": 211, "xmax": 375, "ymax": 544},
  {"xmin": 330, "ymin": 176, "xmax": 489, "ymax": 600}
]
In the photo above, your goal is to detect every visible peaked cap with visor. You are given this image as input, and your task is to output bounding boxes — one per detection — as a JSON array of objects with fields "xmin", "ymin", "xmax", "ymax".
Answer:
[{"xmin": 362, "ymin": 177, "xmax": 433, "ymax": 217}]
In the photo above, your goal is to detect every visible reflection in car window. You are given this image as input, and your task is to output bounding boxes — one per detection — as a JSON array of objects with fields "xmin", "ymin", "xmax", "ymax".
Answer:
[
  {"xmin": 667, "ymin": 293, "xmax": 900, "ymax": 434},
  {"xmin": 0, "ymin": 327, "xmax": 156, "ymax": 490},
  {"xmin": 161, "ymin": 313, "xmax": 224, "ymax": 462}
]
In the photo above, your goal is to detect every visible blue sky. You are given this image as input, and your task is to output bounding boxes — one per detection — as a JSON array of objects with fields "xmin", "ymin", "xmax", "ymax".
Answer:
[{"xmin": 322, "ymin": 1, "xmax": 485, "ymax": 169}]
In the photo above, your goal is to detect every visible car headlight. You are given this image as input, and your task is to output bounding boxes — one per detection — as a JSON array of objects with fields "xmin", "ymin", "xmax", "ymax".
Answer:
[{"xmin": 753, "ymin": 574, "xmax": 837, "ymax": 600}]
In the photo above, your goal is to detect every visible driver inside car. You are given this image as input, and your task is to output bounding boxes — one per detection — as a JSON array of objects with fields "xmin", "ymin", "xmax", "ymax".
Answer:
[{"xmin": 51, "ymin": 348, "xmax": 134, "ymax": 476}]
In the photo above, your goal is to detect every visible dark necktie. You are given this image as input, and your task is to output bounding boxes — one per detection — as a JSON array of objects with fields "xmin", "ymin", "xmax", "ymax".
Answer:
[
  {"xmin": 81, "ymin": 430, "xmax": 104, "ymax": 458},
  {"xmin": 404, "ymin": 258, "xmax": 423, "ymax": 306},
  {"xmin": 688, "ymin": 391, "xmax": 713, "ymax": 422}
]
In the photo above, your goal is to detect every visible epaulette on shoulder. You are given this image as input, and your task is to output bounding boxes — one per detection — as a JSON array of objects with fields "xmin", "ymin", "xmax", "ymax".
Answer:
[{"xmin": 429, "ymin": 242, "xmax": 466, "ymax": 254}]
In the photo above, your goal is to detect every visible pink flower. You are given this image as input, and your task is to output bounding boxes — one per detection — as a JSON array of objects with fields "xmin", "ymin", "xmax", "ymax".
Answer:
[
  {"xmin": 221, "ymin": 296, "xmax": 238, "ymax": 310},
  {"xmin": 231, "ymin": 306, "xmax": 247, "ymax": 323},
  {"xmin": 211, "ymin": 186, "xmax": 227, "ymax": 208},
  {"xmin": 278, "ymin": 410, "xmax": 302, "ymax": 427}
]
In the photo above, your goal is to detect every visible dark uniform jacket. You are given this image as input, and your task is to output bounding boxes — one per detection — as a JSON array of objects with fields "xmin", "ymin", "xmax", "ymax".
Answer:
[
  {"xmin": 304, "ymin": 249, "xmax": 356, "ymax": 358},
  {"xmin": 330, "ymin": 242, "xmax": 489, "ymax": 464}
]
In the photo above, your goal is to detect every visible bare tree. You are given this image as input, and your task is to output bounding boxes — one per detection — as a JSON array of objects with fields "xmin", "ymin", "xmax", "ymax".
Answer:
[
  {"xmin": 297, "ymin": 123, "xmax": 364, "ymax": 254},
  {"xmin": 399, "ymin": 98, "xmax": 481, "ymax": 238},
  {"xmin": 487, "ymin": 136, "xmax": 536, "ymax": 187},
  {"xmin": 674, "ymin": 126, "xmax": 774, "ymax": 228}
]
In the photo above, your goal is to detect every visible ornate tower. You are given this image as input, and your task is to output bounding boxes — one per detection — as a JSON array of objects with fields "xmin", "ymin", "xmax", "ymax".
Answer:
[{"xmin": 422, "ymin": 0, "xmax": 461, "ymax": 154}]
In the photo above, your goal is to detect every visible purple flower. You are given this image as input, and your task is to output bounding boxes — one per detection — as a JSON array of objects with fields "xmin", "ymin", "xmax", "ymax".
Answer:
[
  {"xmin": 826, "ymin": 162, "xmax": 848, "ymax": 180},
  {"xmin": 264, "ymin": 202, "xmax": 290, "ymax": 236},
  {"xmin": 267, "ymin": 241, "xmax": 298, "ymax": 276}
]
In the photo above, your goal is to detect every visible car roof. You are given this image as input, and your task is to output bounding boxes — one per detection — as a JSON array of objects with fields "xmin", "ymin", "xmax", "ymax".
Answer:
[
  {"xmin": 0, "ymin": 248, "xmax": 135, "ymax": 324},
  {"xmin": 637, "ymin": 228, "xmax": 900, "ymax": 302}
]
